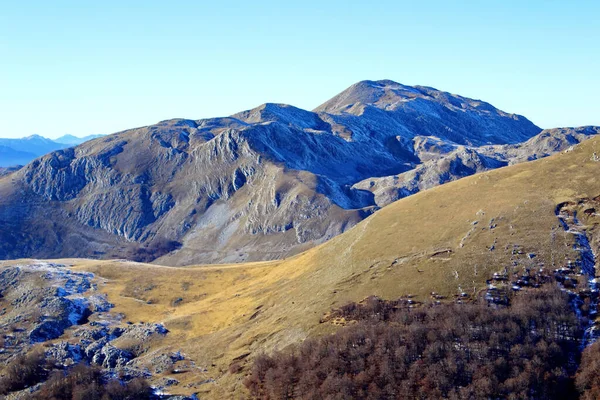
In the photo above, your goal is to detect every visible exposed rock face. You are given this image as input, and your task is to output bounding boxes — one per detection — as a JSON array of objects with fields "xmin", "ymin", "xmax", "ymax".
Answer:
[
  {"xmin": 0, "ymin": 79, "xmax": 596, "ymax": 265},
  {"xmin": 52, "ymin": 321, "xmax": 172, "ymax": 376},
  {"xmin": 0, "ymin": 263, "xmax": 105, "ymax": 346},
  {"xmin": 92, "ymin": 345, "xmax": 134, "ymax": 368},
  {"xmin": 314, "ymin": 80, "xmax": 540, "ymax": 146},
  {"xmin": 355, "ymin": 126, "xmax": 600, "ymax": 207},
  {"xmin": 0, "ymin": 261, "xmax": 190, "ymax": 398}
]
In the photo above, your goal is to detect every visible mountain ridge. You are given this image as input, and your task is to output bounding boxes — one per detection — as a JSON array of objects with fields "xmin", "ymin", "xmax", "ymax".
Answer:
[
  {"xmin": 0, "ymin": 80, "xmax": 596, "ymax": 265},
  {"xmin": 54, "ymin": 133, "xmax": 105, "ymax": 145}
]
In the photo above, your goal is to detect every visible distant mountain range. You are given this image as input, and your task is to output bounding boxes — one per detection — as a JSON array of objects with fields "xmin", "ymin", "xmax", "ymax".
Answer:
[
  {"xmin": 0, "ymin": 80, "xmax": 598, "ymax": 265},
  {"xmin": 0, "ymin": 134, "xmax": 104, "ymax": 167},
  {"xmin": 54, "ymin": 134, "xmax": 106, "ymax": 145}
]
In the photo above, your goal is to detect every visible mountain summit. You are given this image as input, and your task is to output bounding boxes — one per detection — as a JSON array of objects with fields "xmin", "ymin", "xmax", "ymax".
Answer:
[
  {"xmin": 0, "ymin": 80, "xmax": 595, "ymax": 265},
  {"xmin": 315, "ymin": 80, "xmax": 540, "ymax": 145}
]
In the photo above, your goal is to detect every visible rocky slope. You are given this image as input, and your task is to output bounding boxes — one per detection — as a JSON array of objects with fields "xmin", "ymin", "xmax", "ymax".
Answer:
[
  {"xmin": 314, "ymin": 80, "xmax": 540, "ymax": 146},
  {"xmin": 355, "ymin": 126, "xmax": 600, "ymax": 206},
  {"xmin": 0, "ymin": 261, "xmax": 192, "ymax": 398},
  {"xmin": 0, "ymin": 80, "xmax": 596, "ymax": 265}
]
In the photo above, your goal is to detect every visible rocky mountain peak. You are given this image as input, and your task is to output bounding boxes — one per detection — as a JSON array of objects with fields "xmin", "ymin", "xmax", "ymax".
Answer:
[
  {"xmin": 232, "ymin": 103, "xmax": 328, "ymax": 131},
  {"xmin": 0, "ymin": 81, "xmax": 593, "ymax": 266}
]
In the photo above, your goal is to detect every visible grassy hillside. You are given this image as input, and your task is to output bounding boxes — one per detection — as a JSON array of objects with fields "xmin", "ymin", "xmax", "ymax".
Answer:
[{"xmin": 5, "ymin": 135, "xmax": 600, "ymax": 397}]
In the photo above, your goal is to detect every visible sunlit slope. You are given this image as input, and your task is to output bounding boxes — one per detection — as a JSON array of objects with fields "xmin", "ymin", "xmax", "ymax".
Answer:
[{"xmin": 25, "ymin": 136, "xmax": 600, "ymax": 397}]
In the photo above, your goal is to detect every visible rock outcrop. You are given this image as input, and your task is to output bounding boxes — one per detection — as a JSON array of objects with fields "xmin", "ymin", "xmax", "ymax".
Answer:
[{"xmin": 0, "ymin": 262, "xmax": 188, "ymax": 397}]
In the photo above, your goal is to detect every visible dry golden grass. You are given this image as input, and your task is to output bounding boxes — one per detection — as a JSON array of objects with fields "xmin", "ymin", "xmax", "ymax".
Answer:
[{"xmin": 5, "ymin": 137, "xmax": 600, "ymax": 397}]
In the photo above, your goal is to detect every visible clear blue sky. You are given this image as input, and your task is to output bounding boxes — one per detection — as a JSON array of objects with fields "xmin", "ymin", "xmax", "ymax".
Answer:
[{"xmin": 0, "ymin": 1, "xmax": 598, "ymax": 138}]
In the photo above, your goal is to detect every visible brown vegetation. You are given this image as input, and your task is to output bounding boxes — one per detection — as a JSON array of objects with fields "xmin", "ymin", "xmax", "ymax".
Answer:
[
  {"xmin": 0, "ymin": 347, "xmax": 49, "ymax": 394},
  {"xmin": 34, "ymin": 364, "xmax": 152, "ymax": 400},
  {"xmin": 576, "ymin": 341, "xmax": 600, "ymax": 399},
  {"xmin": 245, "ymin": 285, "xmax": 585, "ymax": 399},
  {"xmin": 0, "ymin": 347, "xmax": 152, "ymax": 399}
]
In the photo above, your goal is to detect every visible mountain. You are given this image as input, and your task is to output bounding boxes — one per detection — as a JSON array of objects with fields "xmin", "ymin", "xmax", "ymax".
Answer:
[
  {"xmin": 0, "ymin": 80, "xmax": 555, "ymax": 265},
  {"xmin": 0, "ymin": 145, "xmax": 38, "ymax": 167},
  {"xmin": 10, "ymin": 134, "xmax": 600, "ymax": 398},
  {"xmin": 1, "ymin": 80, "xmax": 599, "ymax": 397},
  {"xmin": 54, "ymin": 133, "xmax": 105, "ymax": 145},
  {"xmin": 0, "ymin": 134, "xmax": 105, "ymax": 167},
  {"xmin": 0, "ymin": 134, "xmax": 67, "ymax": 167},
  {"xmin": 314, "ymin": 80, "xmax": 540, "ymax": 145},
  {"xmin": 354, "ymin": 126, "xmax": 600, "ymax": 206}
]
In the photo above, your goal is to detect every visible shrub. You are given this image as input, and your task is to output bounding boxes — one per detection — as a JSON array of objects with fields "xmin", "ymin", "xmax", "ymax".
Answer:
[
  {"xmin": 245, "ymin": 285, "xmax": 582, "ymax": 399},
  {"xmin": 229, "ymin": 362, "xmax": 243, "ymax": 374},
  {"xmin": 0, "ymin": 347, "xmax": 153, "ymax": 399},
  {"xmin": 0, "ymin": 347, "xmax": 50, "ymax": 394},
  {"xmin": 33, "ymin": 363, "xmax": 152, "ymax": 400},
  {"xmin": 576, "ymin": 340, "xmax": 600, "ymax": 399}
]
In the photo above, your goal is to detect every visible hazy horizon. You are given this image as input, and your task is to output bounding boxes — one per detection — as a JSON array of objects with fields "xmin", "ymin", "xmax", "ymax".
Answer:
[{"xmin": 1, "ymin": 1, "xmax": 599, "ymax": 139}]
